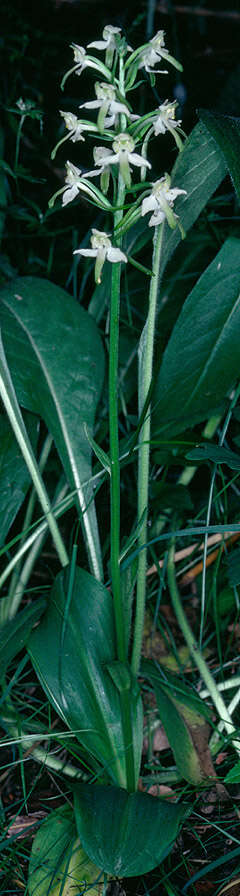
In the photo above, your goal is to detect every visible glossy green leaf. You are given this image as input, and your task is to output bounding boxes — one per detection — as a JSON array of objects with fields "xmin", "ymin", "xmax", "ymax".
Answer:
[
  {"xmin": 199, "ymin": 109, "xmax": 240, "ymax": 204},
  {"xmin": 224, "ymin": 761, "xmax": 240, "ymax": 784},
  {"xmin": 0, "ymin": 411, "xmax": 38, "ymax": 548},
  {"xmin": 28, "ymin": 805, "xmax": 105, "ymax": 896},
  {"xmin": 0, "ymin": 599, "xmax": 46, "ymax": 681},
  {"xmin": 28, "ymin": 565, "xmax": 143, "ymax": 789},
  {"xmin": 142, "ymin": 660, "xmax": 211, "ymax": 785},
  {"xmin": 186, "ymin": 443, "xmax": 240, "ymax": 469},
  {"xmin": 74, "ymin": 783, "xmax": 188, "ymax": 877},
  {"xmin": 153, "ymin": 238, "xmax": 240, "ymax": 436},
  {"xmin": 0, "ymin": 277, "xmax": 105, "ymax": 580},
  {"xmin": 159, "ymin": 121, "xmax": 227, "ymax": 277}
]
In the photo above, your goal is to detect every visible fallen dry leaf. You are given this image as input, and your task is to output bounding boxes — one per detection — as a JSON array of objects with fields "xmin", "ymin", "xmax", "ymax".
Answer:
[{"xmin": 6, "ymin": 812, "xmax": 46, "ymax": 839}]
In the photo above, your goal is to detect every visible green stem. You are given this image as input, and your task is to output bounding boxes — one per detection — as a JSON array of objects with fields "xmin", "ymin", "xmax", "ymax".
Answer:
[
  {"xmin": 109, "ymin": 176, "xmax": 127, "ymax": 664},
  {"xmin": 109, "ymin": 177, "xmax": 136, "ymax": 792},
  {"xmin": 167, "ymin": 540, "xmax": 240, "ymax": 756},
  {"xmin": 131, "ymin": 223, "xmax": 163, "ymax": 677}
]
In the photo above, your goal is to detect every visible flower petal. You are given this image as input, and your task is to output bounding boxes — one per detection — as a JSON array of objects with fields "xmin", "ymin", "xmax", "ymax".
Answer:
[
  {"xmin": 129, "ymin": 152, "xmax": 151, "ymax": 168},
  {"xmin": 87, "ymin": 39, "xmax": 108, "ymax": 50},
  {"xmin": 95, "ymin": 152, "xmax": 119, "ymax": 168},
  {"xmin": 107, "ymin": 247, "xmax": 127, "ymax": 263},
  {"xmin": 62, "ymin": 185, "xmax": 79, "ymax": 206},
  {"xmin": 141, "ymin": 195, "xmax": 156, "ymax": 216},
  {"xmin": 149, "ymin": 210, "xmax": 165, "ymax": 226},
  {"xmin": 79, "ymin": 100, "xmax": 100, "ymax": 111},
  {"xmin": 73, "ymin": 248, "xmax": 97, "ymax": 257}
]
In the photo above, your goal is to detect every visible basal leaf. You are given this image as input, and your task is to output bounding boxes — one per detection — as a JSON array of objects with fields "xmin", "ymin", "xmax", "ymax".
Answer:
[
  {"xmin": 28, "ymin": 805, "xmax": 105, "ymax": 896},
  {"xmin": 142, "ymin": 660, "xmax": 212, "ymax": 785},
  {"xmin": 0, "ymin": 277, "xmax": 105, "ymax": 580},
  {"xmin": 74, "ymin": 783, "xmax": 188, "ymax": 877},
  {"xmin": 153, "ymin": 238, "xmax": 240, "ymax": 436},
  {"xmin": 199, "ymin": 109, "xmax": 240, "ymax": 204},
  {"xmin": 28, "ymin": 566, "xmax": 143, "ymax": 789}
]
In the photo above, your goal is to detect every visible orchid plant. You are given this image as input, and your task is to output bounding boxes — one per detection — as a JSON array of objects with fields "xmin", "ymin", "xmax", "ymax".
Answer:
[{"xmin": 2, "ymin": 18, "xmax": 240, "ymax": 896}]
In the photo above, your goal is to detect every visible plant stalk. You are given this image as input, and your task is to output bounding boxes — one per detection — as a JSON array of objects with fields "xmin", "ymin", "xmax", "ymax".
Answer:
[
  {"xmin": 131, "ymin": 223, "xmax": 163, "ymax": 677},
  {"xmin": 109, "ymin": 174, "xmax": 127, "ymax": 665}
]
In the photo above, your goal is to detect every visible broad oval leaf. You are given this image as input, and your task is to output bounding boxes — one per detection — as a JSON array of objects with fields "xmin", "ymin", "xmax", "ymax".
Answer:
[
  {"xmin": 0, "ymin": 277, "xmax": 105, "ymax": 580},
  {"xmin": 28, "ymin": 805, "xmax": 105, "ymax": 896},
  {"xmin": 28, "ymin": 565, "xmax": 143, "ymax": 789},
  {"xmin": 199, "ymin": 109, "xmax": 240, "ymax": 205},
  {"xmin": 153, "ymin": 237, "xmax": 240, "ymax": 436},
  {"xmin": 74, "ymin": 783, "xmax": 188, "ymax": 877}
]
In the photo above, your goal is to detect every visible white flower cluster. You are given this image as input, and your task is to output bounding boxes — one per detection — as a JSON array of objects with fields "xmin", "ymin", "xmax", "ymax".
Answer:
[{"xmin": 52, "ymin": 24, "xmax": 186, "ymax": 282}]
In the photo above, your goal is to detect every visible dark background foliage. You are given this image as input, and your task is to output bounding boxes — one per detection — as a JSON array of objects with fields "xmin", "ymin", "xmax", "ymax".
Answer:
[{"xmin": 1, "ymin": 0, "xmax": 240, "ymax": 285}]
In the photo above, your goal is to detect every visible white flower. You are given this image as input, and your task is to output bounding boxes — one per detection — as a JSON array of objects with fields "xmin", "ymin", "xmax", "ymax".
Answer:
[
  {"xmin": 60, "ymin": 111, "xmax": 94, "ymax": 141},
  {"xmin": 153, "ymin": 100, "xmax": 179, "ymax": 135},
  {"xmin": 62, "ymin": 161, "xmax": 83, "ymax": 206},
  {"xmin": 79, "ymin": 82, "xmax": 130, "ymax": 134},
  {"xmin": 51, "ymin": 114, "xmax": 98, "ymax": 161},
  {"xmin": 141, "ymin": 174, "xmax": 186, "ymax": 228},
  {"xmin": 153, "ymin": 100, "xmax": 184, "ymax": 150},
  {"xmin": 138, "ymin": 30, "xmax": 182, "ymax": 74},
  {"xmin": 87, "ymin": 25, "xmax": 121, "ymax": 67},
  {"xmin": 61, "ymin": 43, "xmax": 112, "ymax": 90},
  {"xmin": 91, "ymin": 146, "xmax": 112, "ymax": 193},
  {"xmin": 71, "ymin": 44, "xmax": 88, "ymax": 75},
  {"xmin": 94, "ymin": 132, "xmax": 151, "ymax": 188},
  {"xmin": 74, "ymin": 228, "xmax": 127, "ymax": 284}
]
